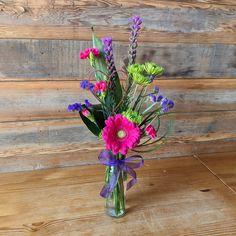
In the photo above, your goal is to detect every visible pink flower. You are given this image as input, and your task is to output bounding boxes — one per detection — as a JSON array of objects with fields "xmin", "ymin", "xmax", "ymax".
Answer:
[
  {"xmin": 80, "ymin": 52, "xmax": 87, "ymax": 59},
  {"xmin": 79, "ymin": 47, "xmax": 100, "ymax": 60},
  {"xmin": 145, "ymin": 125, "xmax": 157, "ymax": 139},
  {"xmin": 102, "ymin": 114, "xmax": 141, "ymax": 155},
  {"xmin": 81, "ymin": 109, "xmax": 90, "ymax": 117},
  {"xmin": 94, "ymin": 81, "xmax": 108, "ymax": 93},
  {"xmin": 91, "ymin": 48, "xmax": 100, "ymax": 57}
]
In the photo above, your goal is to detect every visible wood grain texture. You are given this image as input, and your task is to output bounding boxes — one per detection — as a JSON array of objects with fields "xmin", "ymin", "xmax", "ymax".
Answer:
[
  {"xmin": 1, "ymin": 111, "xmax": 235, "ymax": 150},
  {"xmin": 199, "ymin": 152, "xmax": 236, "ymax": 193},
  {"xmin": 0, "ymin": 155, "xmax": 235, "ymax": 235},
  {"xmin": 1, "ymin": 140, "xmax": 236, "ymax": 173},
  {"xmin": 1, "ymin": 25, "xmax": 236, "ymax": 44},
  {"xmin": 4, "ymin": 0, "xmax": 236, "ymax": 9},
  {"xmin": 0, "ymin": 40, "xmax": 235, "ymax": 79},
  {"xmin": 0, "ymin": 0, "xmax": 235, "ymax": 42},
  {"xmin": 0, "ymin": 1, "xmax": 235, "ymax": 30},
  {"xmin": 0, "ymin": 111, "xmax": 235, "ymax": 172},
  {"xmin": 0, "ymin": 0, "xmax": 235, "ymax": 174},
  {"xmin": 0, "ymin": 79, "xmax": 235, "ymax": 122}
]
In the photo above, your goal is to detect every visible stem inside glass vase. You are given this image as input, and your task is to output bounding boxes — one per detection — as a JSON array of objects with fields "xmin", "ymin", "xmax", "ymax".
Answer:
[{"xmin": 105, "ymin": 163, "xmax": 126, "ymax": 218}]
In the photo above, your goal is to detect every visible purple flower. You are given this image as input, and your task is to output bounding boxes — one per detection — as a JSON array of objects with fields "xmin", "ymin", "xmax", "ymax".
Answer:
[
  {"xmin": 162, "ymin": 106, "xmax": 169, "ymax": 113},
  {"xmin": 80, "ymin": 80, "xmax": 94, "ymax": 92},
  {"xmin": 102, "ymin": 37, "xmax": 117, "ymax": 77},
  {"xmin": 68, "ymin": 103, "xmax": 83, "ymax": 112},
  {"xmin": 129, "ymin": 15, "xmax": 142, "ymax": 64},
  {"xmin": 157, "ymin": 95, "xmax": 163, "ymax": 102},
  {"xmin": 87, "ymin": 83, "xmax": 94, "ymax": 92},
  {"xmin": 148, "ymin": 93, "xmax": 157, "ymax": 103},
  {"xmin": 149, "ymin": 75, "xmax": 156, "ymax": 82},
  {"xmin": 80, "ymin": 80, "xmax": 89, "ymax": 90},
  {"xmin": 85, "ymin": 99, "xmax": 92, "ymax": 108},
  {"xmin": 131, "ymin": 15, "xmax": 142, "ymax": 25},
  {"xmin": 168, "ymin": 100, "xmax": 174, "ymax": 109},
  {"xmin": 154, "ymin": 86, "xmax": 159, "ymax": 94},
  {"xmin": 160, "ymin": 97, "xmax": 168, "ymax": 107}
]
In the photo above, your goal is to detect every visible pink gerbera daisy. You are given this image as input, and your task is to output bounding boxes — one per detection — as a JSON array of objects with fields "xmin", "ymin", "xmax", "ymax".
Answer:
[{"xmin": 102, "ymin": 114, "xmax": 141, "ymax": 155}]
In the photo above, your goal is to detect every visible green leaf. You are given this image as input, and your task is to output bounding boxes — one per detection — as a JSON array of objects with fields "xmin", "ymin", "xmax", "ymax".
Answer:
[
  {"xmin": 92, "ymin": 104, "xmax": 106, "ymax": 129},
  {"xmin": 92, "ymin": 33, "xmax": 108, "ymax": 81},
  {"xmin": 79, "ymin": 111, "xmax": 101, "ymax": 137}
]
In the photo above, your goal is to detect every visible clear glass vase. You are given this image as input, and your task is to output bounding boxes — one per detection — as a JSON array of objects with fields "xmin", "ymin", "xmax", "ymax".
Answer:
[{"xmin": 105, "ymin": 165, "xmax": 126, "ymax": 218}]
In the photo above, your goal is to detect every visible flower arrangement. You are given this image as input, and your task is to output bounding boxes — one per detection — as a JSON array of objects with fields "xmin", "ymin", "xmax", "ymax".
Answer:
[{"xmin": 68, "ymin": 16, "xmax": 174, "ymax": 218}]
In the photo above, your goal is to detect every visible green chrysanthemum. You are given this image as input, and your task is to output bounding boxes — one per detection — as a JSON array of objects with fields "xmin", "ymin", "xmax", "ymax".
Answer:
[
  {"xmin": 132, "ymin": 73, "xmax": 150, "ymax": 85},
  {"xmin": 122, "ymin": 108, "xmax": 142, "ymax": 124},
  {"xmin": 144, "ymin": 62, "xmax": 164, "ymax": 76},
  {"xmin": 127, "ymin": 64, "xmax": 144, "ymax": 74}
]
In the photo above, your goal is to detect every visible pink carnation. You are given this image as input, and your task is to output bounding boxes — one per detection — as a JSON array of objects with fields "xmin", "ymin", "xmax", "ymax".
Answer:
[
  {"xmin": 80, "ymin": 47, "xmax": 100, "ymax": 60},
  {"xmin": 94, "ymin": 81, "xmax": 108, "ymax": 92},
  {"xmin": 91, "ymin": 48, "xmax": 100, "ymax": 57},
  {"xmin": 102, "ymin": 114, "xmax": 141, "ymax": 155},
  {"xmin": 145, "ymin": 125, "xmax": 157, "ymax": 139}
]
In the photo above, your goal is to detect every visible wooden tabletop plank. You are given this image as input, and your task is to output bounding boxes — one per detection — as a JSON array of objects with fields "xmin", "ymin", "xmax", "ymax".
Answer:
[
  {"xmin": 0, "ymin": 155, "xmax": 235, "ymax": 235},
  {"xmin": 198, "ymin": 152, "xmax": 236, "ymax": 193}
]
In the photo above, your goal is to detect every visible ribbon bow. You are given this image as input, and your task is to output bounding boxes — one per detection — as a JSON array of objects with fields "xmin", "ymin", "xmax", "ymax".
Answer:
[{"xmin": 98, "ymin": 150, "xmax": 144, "ymax": 198}]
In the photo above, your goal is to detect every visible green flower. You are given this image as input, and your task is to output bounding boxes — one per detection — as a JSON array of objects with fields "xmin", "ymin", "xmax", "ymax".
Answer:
[
  {"xmin": 122, "ymin": 108, "xmax": 142, "ymax": 124},
  {"xmin": 132, "ymin": 73, "xmax": 150, "ymax": 85},
  {"xmin": 144, "ymin": 63, "xmax": 164, "ymax": 76},
  {"xmin": 127, "ymin": 64, "xmax": 144, "ymax": 74}
]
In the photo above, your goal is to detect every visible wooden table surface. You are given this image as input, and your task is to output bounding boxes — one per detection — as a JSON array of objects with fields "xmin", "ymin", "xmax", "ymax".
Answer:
[{"xmin": 0, "ymin": 152, "xmax": 235, "ymax": 236}]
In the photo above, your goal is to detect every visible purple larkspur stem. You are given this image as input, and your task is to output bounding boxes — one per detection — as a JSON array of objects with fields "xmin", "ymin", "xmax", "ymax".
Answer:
[
  {"xmin": 129, "ymin": 15, "xmax": 142, "ymax": 64},
  {"xmin": 102, "ymin": 37, "xmax": 117, "ymax": 77}
]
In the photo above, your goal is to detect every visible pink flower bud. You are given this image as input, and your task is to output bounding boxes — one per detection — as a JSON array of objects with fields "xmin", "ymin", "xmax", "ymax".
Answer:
[
  {"xmin": 81, "ymin": 109, "xmax": 90, "ymax": 117},
  {"xmin": 145, "ymin": 125, "xmax": 157, "ymax": 139}
]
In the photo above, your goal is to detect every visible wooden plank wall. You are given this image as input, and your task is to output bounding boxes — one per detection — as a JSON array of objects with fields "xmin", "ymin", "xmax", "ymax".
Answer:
[{"xmin": 0, "ymin": 0, "xmax": 235, "ymax": 173}]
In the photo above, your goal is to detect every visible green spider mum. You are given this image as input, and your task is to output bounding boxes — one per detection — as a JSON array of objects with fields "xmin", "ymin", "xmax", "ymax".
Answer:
[
  {"xmin": 127, "ymin": 64, "xmax": 144, "ymax": 74},
  {"xmin": 144, "ymin": 62, "xmax": 164, "ymax": 76},
  {"xmin": 122, "ymin": 108, "xmax": 142, "ymax": 124},
  {"xmin": 132, "ymin": 73, "xmax": 151, "ymax": 85}
]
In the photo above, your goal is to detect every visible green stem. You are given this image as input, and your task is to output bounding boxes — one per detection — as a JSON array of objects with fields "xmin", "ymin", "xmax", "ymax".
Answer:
[{"xmin": 141, "ymin": 102, "xmax": 156, "ymax": 114}]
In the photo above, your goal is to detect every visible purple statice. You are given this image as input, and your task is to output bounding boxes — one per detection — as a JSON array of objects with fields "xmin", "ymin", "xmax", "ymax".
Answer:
[
  {"xmin": 162, "ymin": 106, "xmax": 169, "ymax": 113},
  {"xmin": 160, "ymin": 97, "xmax": 168, "ymax": 107},
  {"xmin": 161, "ymin": 99, "xmax": 174, "ymax": 113},
  {"xmin": 68, "ymin": 103, "xmax": 83, "ymax": 112},
  {"xmin": 80, "ymin": 80, "xmax": 89, "ymax": 90},
  {"xmin": 157, "ymin": 95, "xmax": 163, "ymax": 102},
  {"xmin": 154, "ymin": 86, "xmax": 159, "ymax": 94},
  {"xmin": 148, "ymin": 93, "xmax": 157, "ymax": 103},
  {"xmin": 129, "ymin": 15, "xmax": 142, "ymax": 64},
  {"xmin": 84, "ymin": 99, "xmax": 92, "ymax": 108},
  {"xmin": 102, "ymin": 37, "xmax": 117, "ymax": 77},
  {"xmin": 80, "ymin": 79, "xmax": 94, "ymax": 92},
  {"xmin": 87, "ymin": 83, "xmax": 94, "ymax": 92},
  {"xmin": 168, "ymin": 100, "xmax": 174, "ymax": 109}
]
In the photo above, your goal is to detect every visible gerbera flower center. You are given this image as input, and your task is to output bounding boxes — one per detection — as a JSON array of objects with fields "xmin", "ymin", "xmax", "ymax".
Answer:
[{"xmin": 117, "ymin": 129, "xmax": 127, "ymax": 139}]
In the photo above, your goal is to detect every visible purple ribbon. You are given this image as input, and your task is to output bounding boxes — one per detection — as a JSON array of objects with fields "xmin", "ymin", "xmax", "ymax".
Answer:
[{"xmin": 98, "ymin": 150, "xmax": 144, "ymax": 198}]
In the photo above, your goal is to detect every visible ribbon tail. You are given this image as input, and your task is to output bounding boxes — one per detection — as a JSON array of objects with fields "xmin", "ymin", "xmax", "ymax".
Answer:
[
  {"xmin": 100, "ymin": 170, "xmax": 120, "ymax": 198},
  {"xmin": 126, "ymin": 167, "xmax": 137, "ymax": 191}
]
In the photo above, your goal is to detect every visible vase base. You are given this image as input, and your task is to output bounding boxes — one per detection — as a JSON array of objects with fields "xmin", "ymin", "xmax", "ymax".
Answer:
[{"xmin": 106, "ymin": 207, "xmax": 125, "ymax": 218}]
